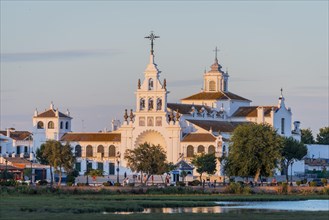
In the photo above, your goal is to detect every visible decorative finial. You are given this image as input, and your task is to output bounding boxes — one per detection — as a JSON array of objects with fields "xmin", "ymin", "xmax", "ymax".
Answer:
[
  {"xmin": 280, "ymin": 88, "xmax": 283, "ymax": 96},
  {"xmin": 163, "ymin": 78, "xmax": 166, "ymax": 89},
  {"xmin": 129, "ymin": 109, "xmax": 134, "ymax": 121},
  {"xmin": 145, "ymin": 31, "xmax": 160, "ymax": 55},
  {"xmin": 138, "ymin": 79, "xmax": 141, "ymax": 89},
  {"xmin": 124, "ymin": 109, "xmax": 128, "ymax": 121},
  {"xmin": 176, "ymin": 109, "xmax": 180, "ymax": 121}
]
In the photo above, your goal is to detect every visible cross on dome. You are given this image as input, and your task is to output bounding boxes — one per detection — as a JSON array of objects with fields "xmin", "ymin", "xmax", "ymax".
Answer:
[
  {"xmin": 213, "ymin": 46, "xmax": 220, "ymax": 61},
  {"xmin": 145, "ymin": 31, "xmax": 160, "ymax": 55}
]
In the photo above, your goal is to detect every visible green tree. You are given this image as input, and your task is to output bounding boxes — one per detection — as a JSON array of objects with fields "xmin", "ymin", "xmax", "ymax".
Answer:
[
  {"xmin": 37, "ymin": 142, "xmax": 54, "ymax": 186},
  {"xmin": 124, "ymin": 142, "xmax": 168, "ymax": 183},
  {"xmin": 316, "ymin": 127, "xmax": 329, "ymax": 145},
  {"xmin": 225, "ymin": 123, "xmax": 283, "ymax": 182},
  {"xmin": 301, "ymin": 128, "xmax": 315, "ymax": 144},
  {"xmin": 191, "ymin": 153, "xmax": 217, "ymax": 182},
  {"xmin": 42, "ymin": 140, "xmax": 75, "ymax": 186},
  {"xmin": 282, "ymin": 137, "xmax": 307, "ymax": 183}
]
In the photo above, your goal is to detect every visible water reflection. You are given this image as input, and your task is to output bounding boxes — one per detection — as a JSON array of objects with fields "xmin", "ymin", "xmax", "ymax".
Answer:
[{"xmin": 108, "ymin": 200, "xmax": 329, "ymax": 215}]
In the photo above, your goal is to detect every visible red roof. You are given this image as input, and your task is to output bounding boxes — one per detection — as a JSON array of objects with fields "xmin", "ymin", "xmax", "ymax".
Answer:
[
  {"xmin": 0, "ymin": 131, "xmax": 32, "ymax": 141},
  {"xmin": 34, "ymin": 109, "xmax": 71, "ymax": 118},
  {"xmin": 181, "ymin": 133, "xmax": 216, "ymax": 142},
  {"xmin": 187, "ymin": 119, "xmax": 249, "ymax": 133},
  {"xmin": 61, "ymin": 133, "xmax": 121, "ymax": 142},
  {"xmin": 232, "ymin": 106, "xmax": 278, "ymax": 117},
  {"xmin": 181, "ymin": 91, "xmax": 250, "ymax": 101}
]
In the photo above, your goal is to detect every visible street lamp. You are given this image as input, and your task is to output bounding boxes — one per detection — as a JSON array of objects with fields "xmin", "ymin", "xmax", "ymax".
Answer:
[
  {"xmin": 86, "ymin": 159, "xmax": 89, "ymax": 186},
  {"xmin": 4, "ymin": 158, "xmax": 8, "ymax": 181},
  {"xmin": 30, "ymin": 152, "xmax": 34, "ymax": 185},
  {"xmin": 290, "ymin": 162, "xmax": 294, "ymax": 186},
  {"xmin": 116, "ymin": 152, "xmax": 121, "ymax": 184}
]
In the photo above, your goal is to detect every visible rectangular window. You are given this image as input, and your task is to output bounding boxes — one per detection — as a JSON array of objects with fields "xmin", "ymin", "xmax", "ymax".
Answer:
[
  {"xmin": 109, "ymin": 163, "xmax": 115, "ymax": 175},
  {"xmin": 87, "ymin": 162, "xmax": 93, "ymax": 171},
  {"xmin": 147, "ymin": 117, "xmax": 154, "ymax": 126},
  {"xmin": 139, "ymin": 117, "xmax": 145, "ymax": 126},
  {"xmin": 97, "ymin": 162, "xmax": 103, "ymax": 172},
  {"xmin": 75, "ymin": 162, "xmax": 81, "ymax": 172},
  {"xmin": 281, "ymin": 118, "xmax": 285, "ymax": 134},
  {"xmin": 156, "ymin": 117, "xmax": 162, "ymax": 126}
]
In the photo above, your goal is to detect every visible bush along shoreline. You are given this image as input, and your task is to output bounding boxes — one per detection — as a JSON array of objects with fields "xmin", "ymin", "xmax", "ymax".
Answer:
[{"xmin": 1, "ymin": 183, "xmax": 329, "ymax": 196}]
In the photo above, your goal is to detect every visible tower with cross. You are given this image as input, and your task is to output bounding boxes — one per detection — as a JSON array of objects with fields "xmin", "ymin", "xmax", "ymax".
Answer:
[{"xmin": 202, "ymin": 46, "xmax": 229, "ymax": 93}]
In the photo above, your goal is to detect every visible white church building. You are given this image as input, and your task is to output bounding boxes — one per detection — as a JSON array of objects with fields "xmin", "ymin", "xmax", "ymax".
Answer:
[{"xmin": 31, "ymin": 33, "xmax": 301, "ymax": 179}]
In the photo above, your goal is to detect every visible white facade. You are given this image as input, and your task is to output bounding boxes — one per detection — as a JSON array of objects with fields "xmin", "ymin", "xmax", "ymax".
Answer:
[
  {"xmin": 32, "ymin": 102, "xmax": 72, "ymax": 150},
  {"xmin": 56, "ymin": 36, "xmax": 300, "ymax": 179}
]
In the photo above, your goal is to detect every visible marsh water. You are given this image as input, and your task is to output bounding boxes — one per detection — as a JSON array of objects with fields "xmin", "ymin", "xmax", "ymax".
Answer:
[{"xmin": 112, "ymin": 200, "xmax": 329, "ymax": 214}]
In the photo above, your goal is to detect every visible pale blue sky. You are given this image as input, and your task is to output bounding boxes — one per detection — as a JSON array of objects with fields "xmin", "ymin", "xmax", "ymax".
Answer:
[{"xmin": 1, "ymin": 1, "xmax": 328, "ymax": 135}]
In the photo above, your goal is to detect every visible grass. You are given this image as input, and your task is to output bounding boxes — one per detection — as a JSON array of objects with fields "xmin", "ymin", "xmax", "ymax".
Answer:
[{"xmin": 1, "ymin": 194, "xmax": 328, "ymax": 220}]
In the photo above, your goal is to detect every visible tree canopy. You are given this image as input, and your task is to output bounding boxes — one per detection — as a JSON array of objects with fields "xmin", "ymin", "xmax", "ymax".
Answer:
[
  {"xmin": 281, "ymin": 137, "xmax": 307, "ymax": 183},
  {"xmin": 225, "ymin": 123, "xmax": 283, "ymax": 182},
  {"xmin": 124, "ymin": 142, "xmax": 169, "ymax": 183},
  {"xmin": 39, "ymin": 140, "xmax": 75, "ymax": 186},
  {"xmin": 316, "ymin": 127, "xmax": 329, "ymax": 145},
  {"xmin": 191, "ymin": 153, "xmax": 217, "ymax": 181},
  {"xmin": 301, "ymin": 128, "xmax": 315, "ymax": 144}
]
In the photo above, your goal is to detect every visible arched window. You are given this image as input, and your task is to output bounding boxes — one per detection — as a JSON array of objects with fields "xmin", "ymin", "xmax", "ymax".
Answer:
[
  {"xmin": 37, "ymin": 121, "xmax": 44, "ymax": 129},
  {"xmin": 48, "ymin": 121, "xmax": 54, "ymax": 129},
  {"xmin": 148, "ymin": 78, "xmax": 154, "ymax": 90},
  {"xmin": 208, "ymin": 145, "xmax": 215, "ymax": 154},
  {"xmin": 97, "ymin": 145, "xmax": 104, "ymax": 157},
  {"xmin": 197, "ymin": 145, "xmax": 205, "ymax": 153},
  {"xmin": 109, "ymin": 145, "xmax": 116, "ymax": 157},
  {"xmin": 65, "ymin": 121, "xmax": 69, "ymax": 129},
  {"xmin": 75, "ymin": 145, "xmax": 82, "ymax": 157},
  {"xmin": 148, "ymin": 98, "xmax": 154, "ymax": 110},
  {"xmin": 156, "ymin": 98, "xmax": 162, "ymax": 110},
  {"xmin": 140, "ymin": 98, "xmax": 145, "ymax": 110},
  {"xmin": 209, "ymin": 80, "xmax": 216, "ymax": 91},
  {"xmin": 187, "ymin": 145, "xmax": 194, "ymax": 158},
  {"xmin": 60, "ymin": 121, "xmax": 63, "ymax": 129},
  {"xmin": 86, "ymin": 145, "xmax": 93, "ymax": 157}
]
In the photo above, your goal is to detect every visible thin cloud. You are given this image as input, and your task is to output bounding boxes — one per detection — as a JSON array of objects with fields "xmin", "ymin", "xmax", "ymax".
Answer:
[{"xmin": 0, "ymin": 49, "xmax": 119, "ymax": 62}]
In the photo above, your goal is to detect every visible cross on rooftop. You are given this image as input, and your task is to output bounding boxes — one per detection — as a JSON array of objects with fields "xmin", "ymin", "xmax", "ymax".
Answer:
[
  {"xmin": 213, "ymin": 46, "xmax": 220, "ymax": 60},
  {"xmin": 145, "ymin": 31, "xmax": 160, "ymax": 55}
]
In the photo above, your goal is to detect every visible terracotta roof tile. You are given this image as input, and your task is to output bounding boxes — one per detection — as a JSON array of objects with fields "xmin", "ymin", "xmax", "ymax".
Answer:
[
  {"xmin": 181, "ymin": 133, "xmax": 216, "ymax": 142},
  {"xmin": 167, "ymin": 103, "xmax": 212, "ymax": 115},
  {"xmin": 181, "ymin": 91, "xmax": 250, "ymax": 101},
  {"xmin": 187, "ymin": 119, "xmax": 249, "ymax": 133},
  {"xmin": 232, "ymin": 106, "xmax": 278, "ymax": 117},
  {"xmin": 0, "ymin": 131, "xmax": 32, "ymax": 141},
  {"xmin": 34, "ymin": 109, "xmax": 71, "ymax": 118},
  {"xmin": 61, "ymin": 133, "xmax": 121, "ymax": 142}
]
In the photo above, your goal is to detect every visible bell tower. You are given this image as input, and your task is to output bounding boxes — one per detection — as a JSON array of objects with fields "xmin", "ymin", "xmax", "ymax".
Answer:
[
  {"xmin": 203, "ymin": 47, "xmax": 229, "ymax": 92},
  {"xmin": 134, "ymin": 32, "xmax": 168, "ymax": 117}
]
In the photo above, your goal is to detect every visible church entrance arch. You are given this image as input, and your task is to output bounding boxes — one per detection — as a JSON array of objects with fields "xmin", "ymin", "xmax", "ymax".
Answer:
[{"xmin": 135, "ymin": 130, "xmax": 167, "ymax": 150}]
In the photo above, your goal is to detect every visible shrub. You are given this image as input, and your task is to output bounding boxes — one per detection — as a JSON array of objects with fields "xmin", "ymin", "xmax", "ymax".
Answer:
[
  {"xmin": 66, "ymin": 182, "xmax": 73, "ymax": 186},
  {"xmin": 322, "ymin": 187, "xmax": 329, "ymax": 195},
  {"xmin": 321, "ymin": 178, "xmax": 328, "ymax": 186},
  {"xmin": 176, "ymin": 181, "xmax": 186, "ymax": 187},
  {"xmin": 37, "ymin": 180, "xmax": 48, "ymax": 186},
  {"xmin": 296, "ymin": 181, "xmax": 301, "ymax": 186},
  {"xmin": 224, "ymin": 182, "xmax": 243, "ymax": 194},
  {"xmin": 309, "ymin": 181, "xmax": 317, "ymax": 187},
  {"xmin": 77, "ymin": 183, "xmax": 86, "ymax": 187},
  {"xmin": 0, "ymin": 180, "xmax": 16, "ymax": 186},
  {"xmin": 278, "ymin": 182, "xmax": 288, "ymax": 194},
  {"xmin": 188, "ymin": 180, "xmax": 201, "ymax": 186},
  {"xmin": 301, "ymin": 179, "xmax": 308, "ymax": 184},
  {"xmin": 114, "ymin": 183, "xmax": 121, "ymax": 187},
  {"xmin": 103, "ymin": 182, "xmax": 111, "ymax": 187}
]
